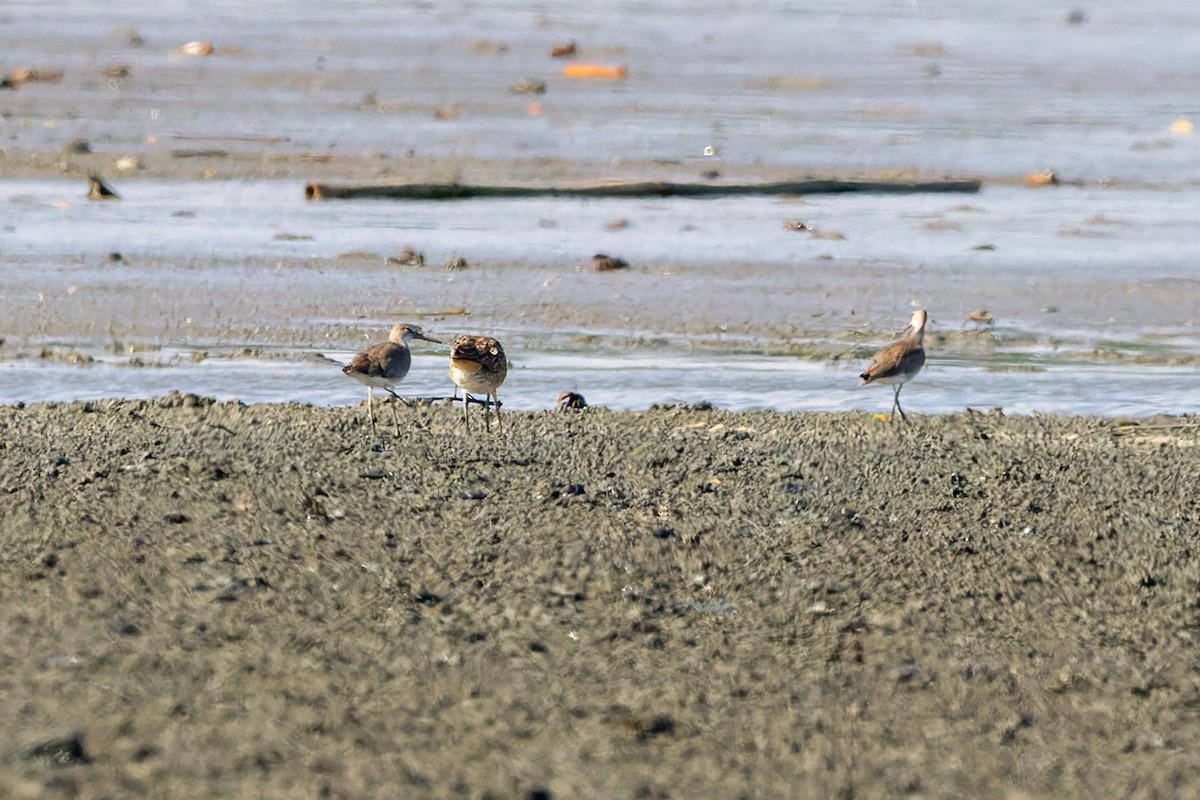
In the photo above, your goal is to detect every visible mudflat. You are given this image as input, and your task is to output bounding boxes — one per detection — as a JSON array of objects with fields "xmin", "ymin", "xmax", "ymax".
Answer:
[{"xmin": 2, "ymin": 397, "xmax": 1198, "ymax": 798}]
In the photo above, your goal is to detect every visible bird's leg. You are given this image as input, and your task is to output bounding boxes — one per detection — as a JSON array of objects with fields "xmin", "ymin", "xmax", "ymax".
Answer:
[
  {"xmin": 462, "ymin": 391, "xmax": 471, "ymax": 430},
  {"xmin": 367, "ymin": 387, "xmax": 377, "ymax": 435},
  {"xmin": 384, "ymin": 388, "xmax": 411, "ymax": 436},
  {"xmin": 893, "ymin": 384, "xmax": 908, "ymax": 422},
  {"xmin": 385, "ymin": 387, "xmax": 412, "ymax": 407},
  {"xmin": 388, "ymin": 393, "xmax": 401, "ymax": 437},
  {"xmin": 383, "ymin": 388, "xmax": 428, "ymax": 434},
  {"xmin": 483, "ymin": 394, "xmax": 491, "ymax": 427},
  {"xmin": 494, "ymin": 391, "xmax": 502, "ymax": 432}
]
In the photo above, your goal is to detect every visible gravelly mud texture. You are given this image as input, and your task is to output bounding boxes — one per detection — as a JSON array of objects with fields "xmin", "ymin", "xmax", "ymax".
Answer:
[{"xmin": 2, "ymin": 396, "xmax": 1198, "ymax": 799}]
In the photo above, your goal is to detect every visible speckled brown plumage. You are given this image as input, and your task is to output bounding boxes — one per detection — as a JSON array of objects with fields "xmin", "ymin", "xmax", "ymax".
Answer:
[
  {"xmin": 556, "ymin": 391, "xmax": 587, "ymax": 411},
  {"xmin": 449, "ymin": 335, "xmax": 508, "ymax": 431}
]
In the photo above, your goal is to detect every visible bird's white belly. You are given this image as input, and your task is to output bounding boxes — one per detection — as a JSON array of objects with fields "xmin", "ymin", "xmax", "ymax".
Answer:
[
  {"xmin": 867, "ymin": 371, "xmax": 916, "ymax": 386},
  {"xmin": 349, "ymin": 373, "xmax": 397, "ymax": 389},
  {"xmin": 451, "ymin": 365, "xmax": 498, "ymax": 393}
]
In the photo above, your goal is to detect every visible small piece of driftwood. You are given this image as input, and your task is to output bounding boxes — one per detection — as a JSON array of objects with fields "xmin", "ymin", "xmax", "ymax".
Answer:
[{"xmin": 304, "ymin": 177, "xmax": 982, "ymax": 201}]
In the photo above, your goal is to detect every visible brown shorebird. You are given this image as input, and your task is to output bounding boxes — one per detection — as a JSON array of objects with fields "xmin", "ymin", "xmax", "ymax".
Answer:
[
  {"xmin": 87, "ymin": 175, "xmax": 120, "ymax": 201},
  {"xmin": 556, "ymin": 391, "xmax": 587, "ymax": 411},
  {"xmin": 591, "ymin": 253, "xmax": 629, "ymax": 272},
  {"xmin": 343, "ymin": 324, "xmax": 441, "ymax": 435},
  {"xmin": 449, "ymin": 335, "xmax": 508, "ymax": 431},
  {"xmin": 859, "ymin": 309, "xmax": 928, "ymax": 421},
  {"xmin": 965, "ymin": 309, "xmax": 994, "ymax": 327},
  {"xmin": 385, "ymin": 247, "xmax": 424, "ymax": 267}
]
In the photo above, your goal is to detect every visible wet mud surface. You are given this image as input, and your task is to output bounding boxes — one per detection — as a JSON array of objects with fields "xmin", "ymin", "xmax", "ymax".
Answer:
[{"xmin": 2, "ymin": 397, "xmax": 1199, "ymax": 797}]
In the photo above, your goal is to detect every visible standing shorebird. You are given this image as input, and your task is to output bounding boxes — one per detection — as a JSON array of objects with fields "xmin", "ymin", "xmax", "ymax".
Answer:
[
  {"xmin": 343, "ymin": 324, "xmax": 441, "ymax": 435},
  {"xmin": 449, "ymin": 335, "xmax": 508, "ymax": 431},
  {"xmin": 87, "ymin": 175, "xmax": 120, "ymax": 201},
  {"xmin": 859, "ymin": 309, "xmax": 928, "ymax": 421}
]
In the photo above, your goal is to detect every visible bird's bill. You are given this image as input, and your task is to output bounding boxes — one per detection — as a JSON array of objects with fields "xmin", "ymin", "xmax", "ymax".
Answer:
[{"xmin": 412, "ymin": 330, "xmax": 443, "ymax": 344}]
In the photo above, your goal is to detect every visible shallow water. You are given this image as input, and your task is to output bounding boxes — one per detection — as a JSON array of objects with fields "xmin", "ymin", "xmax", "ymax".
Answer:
[
  {"xmin": 3, "ymin": 178, "xmax": 1200, "ymax": 415},
  {"xmin": 2, "ymin": 346, "xmax": 1195, "ymax": 417},
  {"xmin": 2, "ymin": 2, "xmax": 1199, "ymax": 415}
]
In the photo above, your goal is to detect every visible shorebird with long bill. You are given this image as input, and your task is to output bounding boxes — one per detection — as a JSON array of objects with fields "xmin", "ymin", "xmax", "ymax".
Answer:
[
  {"xmin": 859, "ymin": 309, "xmax": 927, "ymax": 421},
  {"xmin": 343, "ymin": 323, "xmax": 441, "ymax": 435}
]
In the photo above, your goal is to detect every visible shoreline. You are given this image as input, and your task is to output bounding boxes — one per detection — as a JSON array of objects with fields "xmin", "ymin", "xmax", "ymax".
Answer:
[
  {"xmin": 2, "ymin": 394, "xmax": 1197, "ymax": 421},
  {"xmin": 2, "ymin": 397, "xmax": 1198, "ymax": 797},
  {"xmin": 0, "ymin": 148, "xmax": 985, "ymax": 186}
]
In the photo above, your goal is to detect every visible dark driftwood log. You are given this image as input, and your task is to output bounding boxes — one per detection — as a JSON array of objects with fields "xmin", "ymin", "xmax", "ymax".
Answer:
[{"xmin": 304, "ymin": 177, "xmax": 982, "ymax": 201}]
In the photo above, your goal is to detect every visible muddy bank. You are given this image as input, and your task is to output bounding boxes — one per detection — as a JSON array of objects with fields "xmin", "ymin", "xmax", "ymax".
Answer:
[{"xmin": 2, "ymin": 397, "xmax": 1198, "ymax": 798}]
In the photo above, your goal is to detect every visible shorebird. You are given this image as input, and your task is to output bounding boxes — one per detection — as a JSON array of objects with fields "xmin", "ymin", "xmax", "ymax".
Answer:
[
  {"xmin": 385, "ymin": 247, "xmax": 424, "ymax": 267},
  {"xmin": 859, "ymin": 309, "xmax": 928, "ymax": 421},
  {"xmin": 591, "ymin": 253, "xmax": 629, "ymax": 272},
  {"xmin": 343, "ymin": 324, "xmax": 441, "ymax": 435},
  {"xmin": 449, "ymin": 335, "xmax": 508, "ymax": 431},
  {"xmin": 87, "ymin": 175, "xmax": 120, "ymax": 201},
  {"xmin": 557, "ymin": 391, "xmax": 587, "ymax": 411}
]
